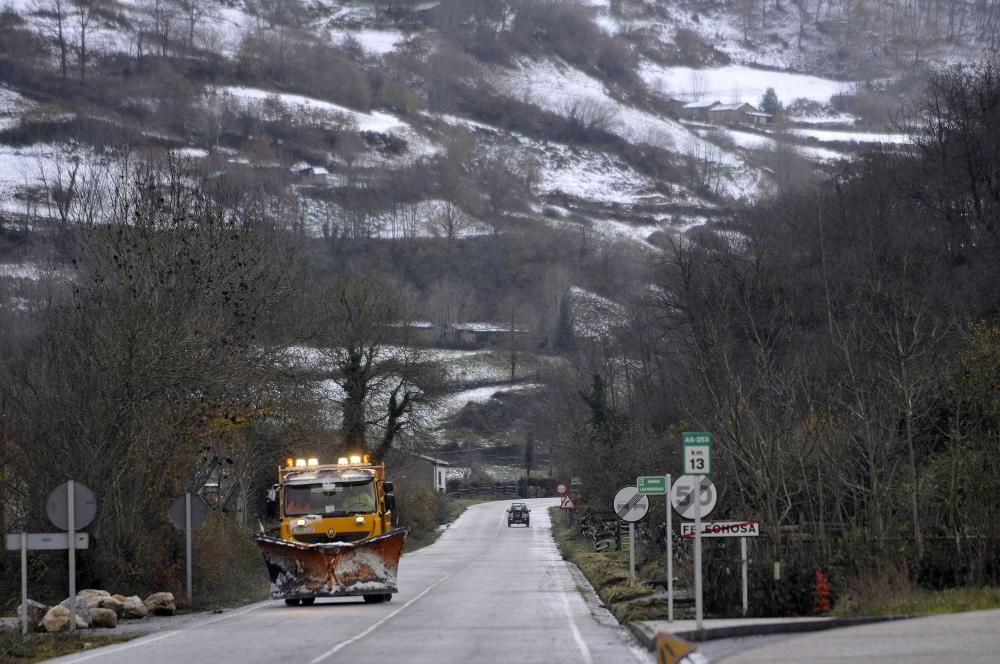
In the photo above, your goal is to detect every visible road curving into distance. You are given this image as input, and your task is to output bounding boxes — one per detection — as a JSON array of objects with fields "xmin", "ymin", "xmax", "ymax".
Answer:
[{"xmin": 49, "ymin": 498, "xmax": 651, "ymax": 664}]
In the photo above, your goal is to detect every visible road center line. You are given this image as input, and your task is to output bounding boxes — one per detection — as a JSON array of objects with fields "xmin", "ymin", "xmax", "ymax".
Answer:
[
  {"xmin": 56, "ymin": 601, "xmax": 267, "ymax": 663},
  {"xmin": 307, "ymin": 574, "xmax": 452, "ymax": 664},
  {"xmin": 310, "ymin": 503, "xmax": 505, "ymax": 663}
]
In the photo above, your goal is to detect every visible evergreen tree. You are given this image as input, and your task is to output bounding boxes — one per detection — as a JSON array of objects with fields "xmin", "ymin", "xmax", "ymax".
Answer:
[{"xmin": 760, "ymin": 86, "xmax": 782, "ymax": 114}]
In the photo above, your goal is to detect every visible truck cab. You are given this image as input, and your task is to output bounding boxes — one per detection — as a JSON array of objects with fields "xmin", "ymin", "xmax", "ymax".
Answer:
[{"xmin": 269, "ymin": 455, "xmax": 395, "ymax": 545}]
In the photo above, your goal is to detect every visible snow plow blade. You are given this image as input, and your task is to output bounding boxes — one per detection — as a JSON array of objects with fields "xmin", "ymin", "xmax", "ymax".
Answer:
[{"xmin": 254, "ymin": 527, "xmax": 408, "ymax": 600}]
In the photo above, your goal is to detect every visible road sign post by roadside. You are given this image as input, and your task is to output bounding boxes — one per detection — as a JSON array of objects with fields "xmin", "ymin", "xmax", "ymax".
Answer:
[
  {"xmin": 679, "ymin": 520, "xmax": 758, "ymax": 617},
  {"xmin": 169, "ymin": 493, "xmax": 210, "ymax": 605},
  {"xmin": 669, "ymin": 474, "xmax": 717, "ymax": 626},
  {"xmin": 613, "ymin": 486, "xmax": 649, "ymax": 584},
  {"xmin": 666, "ymin": 474, "xmax": 673, "ymax": 622},
  {"xmin": 5, "ymin": 532, "xmax": 90, "ymax": 635},
  {"xmin": 46, "ymin": 481, "xmax": 96, "ymax": 634},
  {"xmin": 742, "ymin": 537, "xmax": 748, "ymax": 616},
  {"xmin": 635, "ymin": 473, "xmax": 674, "ymax": 620},
  {"xmin": 672, "ymin": 444, "xmax": 715, "ymax": 633}
]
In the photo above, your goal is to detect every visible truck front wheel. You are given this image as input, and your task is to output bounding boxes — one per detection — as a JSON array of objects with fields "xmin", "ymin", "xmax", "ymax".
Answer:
[
  {"xmin": 363, "ymin": 594, "xmax": 388, "ymax": 604},
  {"xmin": 284, "ymin": 598, "xmax": 301, "ymax": 606}
]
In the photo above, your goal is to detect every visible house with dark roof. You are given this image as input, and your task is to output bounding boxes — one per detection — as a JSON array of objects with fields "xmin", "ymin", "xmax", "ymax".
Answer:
[
  {"xmin": 681, "ymin": 100, "xmax": 720, "ymax": 120},
  {"xmin": 707, "ymin": 102, "xmax": 760, "ymax": 123}
]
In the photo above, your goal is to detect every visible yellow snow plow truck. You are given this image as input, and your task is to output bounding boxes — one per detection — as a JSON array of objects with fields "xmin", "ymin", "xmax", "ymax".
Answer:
[{"xmin": 254, "ymin": 455, "xmax": 408, "ymax": 605}]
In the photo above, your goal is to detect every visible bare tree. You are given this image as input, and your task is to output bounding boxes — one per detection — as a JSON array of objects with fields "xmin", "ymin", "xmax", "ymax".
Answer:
[
  {"xmin": 312, "ymin": 275, "xmax": 441, "ymax": 460},
  {"xmin": 32, "ymin": 0, "xmax": 70, "ymax": 79}
]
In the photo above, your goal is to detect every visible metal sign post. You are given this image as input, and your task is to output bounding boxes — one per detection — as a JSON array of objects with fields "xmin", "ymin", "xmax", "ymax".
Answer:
[
  {"xmin": 186, "ymin": 493, "xmax": 193, "ymax": 605},
  {"xmin": 628, "ymin": 522, "xmax": 636, "ymax": 584},
  {"xmin": 169, "ymin": 492, "xmax": 209, "ymax": 606},
  {"xmin": 613, "ymin": 486, "xmax": 649, "ymax": 587},
  {"xmin": 694, "ymin": 483, "xmax": 703, "ymax": 630},
  {"xmin": 20, "ymin": 532, "xmax": 27, "ymax": 636},
  {"xmin": 45, "ymin": 480, "xmax": 97, "ymax": 634},
  {"xmin": 666, "ymin": 473, "xmax": 673, "ymax": 622},
  {"xmin": 741, "ymin": 537, "xmax": 749, "ymax": 616},
  {"xmin": 68, "ymin": 480, "xmax": 76, "ymax": 633},
  {"xmin": 5, "ymin": 533, "xmax": 90, "ymax": 634}
]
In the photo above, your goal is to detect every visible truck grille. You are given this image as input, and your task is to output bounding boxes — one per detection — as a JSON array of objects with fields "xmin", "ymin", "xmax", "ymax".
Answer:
[{"xmin": 294, "ymin": 532, "xmax": 369, "ymax": 544}]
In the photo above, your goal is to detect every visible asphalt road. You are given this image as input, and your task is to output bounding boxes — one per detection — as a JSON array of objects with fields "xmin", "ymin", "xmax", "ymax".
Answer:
[
  {"xmin": 50, "ymin": 498, "xmax": 651, "ymax": 664},
  {"xmin": 717, "ymin": 608, "xmax": 1000, "ymax": 663}
]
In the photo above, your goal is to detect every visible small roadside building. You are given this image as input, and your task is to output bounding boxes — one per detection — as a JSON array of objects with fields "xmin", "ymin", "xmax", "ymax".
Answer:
[
  {"xmin": 386, "ymin": 450, "xmax": 450, "ymax": 494},
  {"xmin": 707, "ymin": 102, "xmax": 760, "ymax": 124},
  {"xmin": 390, "ymin": 320, "xmax": 437, "ymax": 345},
  {"xmin": 450, "ymin": 322, "xmax": 529, "ymax": 347},
  {"xmin": 745, "ymin": 111, "xmax": 774, "ymax": 126},
  {"xmin": 681, "ymin": 100, "xmax": 721, "ymax": 121},
  {"xmin": 290, "ymin": 163, "xmax": 330, "ymax": 184}
]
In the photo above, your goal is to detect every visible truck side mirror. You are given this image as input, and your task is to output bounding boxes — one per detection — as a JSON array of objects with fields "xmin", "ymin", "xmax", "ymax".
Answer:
[
  {"xmin": 265, "ymin": 484, "xmax": 279, "ymax": 518},
  {"xmin": 384, "ymin": 494, "xmax": 396, "ymax": 511},
  {"xmin": 384, "ymin": 481, "xmax": 394, "ymax": 493}
]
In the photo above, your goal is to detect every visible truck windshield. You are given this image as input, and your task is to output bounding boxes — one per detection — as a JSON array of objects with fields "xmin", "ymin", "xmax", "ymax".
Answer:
[{"xmin": 285, "ymin": 480, "xmax": 376, "ymax": 517}]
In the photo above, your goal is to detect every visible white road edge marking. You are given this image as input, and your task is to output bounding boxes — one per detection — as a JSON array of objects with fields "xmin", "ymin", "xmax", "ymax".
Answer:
[
  {"xmin": 558, "ymin": 538, "xmax": 594, "ymax": 664},
  {"xmin": 54, "ymin": 601, "xmax": 268, "ymax": 663},
  {"xmin": 307, "ymin": 574, "xmax": 452, "ymax": 664}
]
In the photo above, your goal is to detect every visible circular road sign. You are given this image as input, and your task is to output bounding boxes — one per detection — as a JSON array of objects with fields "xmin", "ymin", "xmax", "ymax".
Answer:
[
  {"xmin": 46, "ymin": 481, "xmax": 98, "ymax": 531},
  {"xmin": 613, "ymin": 486, "xmax": 650, "ymax": 523},
  {"xmin": 168, "ymin": 494, "xmax": 211, "ymax": 530},
  {"xmin": 669, "ymin": 475, "xmax": 717, "ymax": 520},
  {"xmin": 556, "ymin": 483, "xmax": 567, "ymax": 495}
]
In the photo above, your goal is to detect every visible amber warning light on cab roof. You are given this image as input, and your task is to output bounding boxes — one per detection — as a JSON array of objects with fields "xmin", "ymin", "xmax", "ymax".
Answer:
[{"xmin": 284, "ymin": 455, "xmax": 370, "ymax": 468}]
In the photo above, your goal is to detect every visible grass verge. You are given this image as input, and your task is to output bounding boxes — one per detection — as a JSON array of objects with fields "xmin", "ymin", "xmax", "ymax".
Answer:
[
  {"xmin": 835, "ymin": 585, "xmax": 1000, "ymax": 617},
  {"xmin": 549, "ymin": 507, "xmax": 665, "ymax": 622},
  {"xmin": 0, "ymin": 630, "xmax": 140, "ymax": 663}
]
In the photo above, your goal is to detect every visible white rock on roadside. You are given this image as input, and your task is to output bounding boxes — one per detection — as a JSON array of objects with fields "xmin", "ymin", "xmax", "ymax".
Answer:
[
  {"xmin": 16, "ymin": 599, "xmax": 48, "ymax": 628},
  {"xmin": 89, "ymin": 607, "xmax": 118, "ymax": 628},
  {"xmin": 42, "ymin": 606, "xmax": 89, "ymax": 632},
  {"xmin": 121, "ymin": 595, "xmax": 149, "ymax": 619},
  {"xmin": 143, "ymin": 592, "xmax": 176, "ymax": 616},
  {"xmin": 97, "ymin": 596, "xmax": 125, "ymax": 617}
]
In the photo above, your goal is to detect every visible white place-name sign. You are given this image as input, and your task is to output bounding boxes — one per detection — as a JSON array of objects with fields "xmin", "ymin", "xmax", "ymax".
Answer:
[{"xmin": 680, "ymin": 521, "xmax": 760, "ymax": 539}]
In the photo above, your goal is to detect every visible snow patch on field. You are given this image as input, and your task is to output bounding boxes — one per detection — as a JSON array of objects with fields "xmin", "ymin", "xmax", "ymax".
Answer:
[
  {"xmin": 0, "ymin": 86, "xmax": 34, "ymax": 132},
  {"xmin": 492, "ymin": 59, "xmax": 763, "ymax": 200},
  {"xmin": 210, "ymin": 86, "xmax": 440, "ymax": 161},
  {"xmin": 213, "ymin": 86, "xmax": 405, "ymax": 132},
  {"xmin": 641, "ymin": 63, "xmax": 855, "ymax": 105},
  {"xmin": 330, "ymin": 29, "xmax": 407, "ymax": 55},
  {"xmin": 535, "ymin": 143, "xmax": 657, "ymax": 206},
  {"xmin": 790, "ymin": 113, "xmax": 858, "ymax": 126},
  {"xmin": 435, "ymin": 383, "xmax": 543, "ymax": 423},
  {"xmin": 0, "ymin": 263, "xmax": 48, "ymax": 280},
  {"xmin": 570, "ymin": 286, "xmax": 627, "ymax": 337},
  {"xmin": 790, "ymin": 128, "xmax": 912, "ymax": 144}
]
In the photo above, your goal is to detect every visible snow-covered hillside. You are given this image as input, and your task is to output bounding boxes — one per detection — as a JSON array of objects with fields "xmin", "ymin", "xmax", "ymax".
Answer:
[{"xmin": 0, "ymin": 0, "xmax": 974, "ymax": 341}]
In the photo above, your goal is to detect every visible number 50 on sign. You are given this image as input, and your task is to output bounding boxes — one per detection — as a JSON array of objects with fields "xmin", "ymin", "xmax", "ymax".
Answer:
[{"xmin": 683, "ymin": 432, "xmax": 712, "ymax": 475}]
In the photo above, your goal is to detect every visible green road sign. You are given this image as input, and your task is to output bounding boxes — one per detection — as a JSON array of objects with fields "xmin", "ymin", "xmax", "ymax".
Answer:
[
  {"xmin": 683, "ymin": 432, "xmax": 713, "ymax": 475},
  {"xmin": 682, "ymin": 432, "xmax": 713, "ymax": 446},
  {"xmin": 637, "ymin": 476, "xmax": 667, "ymax": 495}
]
